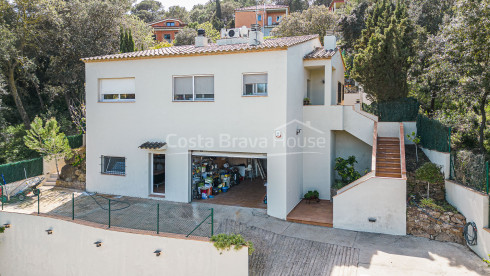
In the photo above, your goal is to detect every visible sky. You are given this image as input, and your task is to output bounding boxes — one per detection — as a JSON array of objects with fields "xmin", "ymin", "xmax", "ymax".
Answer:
[{"xmin": 151, "ymin": 0, "xmax": 210, "ymax": 11}]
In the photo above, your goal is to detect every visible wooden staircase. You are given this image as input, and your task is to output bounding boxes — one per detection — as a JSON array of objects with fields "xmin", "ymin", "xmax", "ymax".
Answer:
[{"xmin": 376, "ymin": 137, "xmax": 402, "ymax": 178}]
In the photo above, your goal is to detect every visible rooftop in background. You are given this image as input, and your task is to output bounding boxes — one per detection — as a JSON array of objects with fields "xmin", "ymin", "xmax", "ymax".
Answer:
[
  {"xmin": 82, "ymin": 34, "xmax": 319, "ymax": 63},
  {"xmin": 235, "ymin": 4, "xmax": 289, "ymax": 11},
  {"xmin": 304, "ymin": 47, "xmax": 337, "ymax": 60}
]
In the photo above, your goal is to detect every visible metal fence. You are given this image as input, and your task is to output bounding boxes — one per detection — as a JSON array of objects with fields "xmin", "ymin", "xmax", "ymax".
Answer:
[
  {"xmin": 362, "ymin": 97, "xmax": 420, "ymax": 122},
  {"xmin": 67, "ymin": 134, "xmax": 83, "ymax": 149},
  {"xmin": 0, "ymin": 157, "xmax": 43, "ymax": 184},
  {"xmin": 416, "ymin": 115, "xmax": 451, "ymax": 153},
  {"xmin": 450, "ymin": 150, "xmax": 489, "ymax": 193},
  {"xmin": 1, "ymin": 191, "xmax": 214, "ymax": 238}
]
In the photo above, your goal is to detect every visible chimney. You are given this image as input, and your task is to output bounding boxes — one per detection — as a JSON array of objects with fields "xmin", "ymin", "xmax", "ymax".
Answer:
[
  {"xmin": 248, "ymin": 24, "xmax": 264, "ymax": 46},
  {"xmin": 195, "ymin": 29, "xmax": 208, "ymax": 47},
  {"xmin": 324, "ymin": 30, "xmax": 337, "ymax": 50}
]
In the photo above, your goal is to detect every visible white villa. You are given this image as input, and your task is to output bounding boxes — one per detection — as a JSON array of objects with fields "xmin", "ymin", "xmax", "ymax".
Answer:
[{"xmin": 83, "ymin": 29, "xmax": 407, "ymax": 235}]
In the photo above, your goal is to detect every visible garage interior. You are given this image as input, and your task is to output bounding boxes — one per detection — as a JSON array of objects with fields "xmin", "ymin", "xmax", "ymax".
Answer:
[{"xmin": 191, "ymin": 153, "xmax": 267, "ymax": 209}]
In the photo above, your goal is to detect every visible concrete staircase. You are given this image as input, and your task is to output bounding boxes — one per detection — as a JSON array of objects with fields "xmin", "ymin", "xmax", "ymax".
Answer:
[
  {"xmin": 44, "ymin": 173, "xmax": 58, "ymax": 186},
  {"xmin": 376, "ymin": 137, "xmax": 401, "ymax": 178}
]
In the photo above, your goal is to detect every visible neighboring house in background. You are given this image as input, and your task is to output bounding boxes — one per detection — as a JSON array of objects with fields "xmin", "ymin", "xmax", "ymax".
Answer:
[
  {"xmin": 235, "ymin": 5, "xmax": 289, "ymax": 36},
  {"xmin": 82, "ymin": 30, "xmax": 407, "ymax": 236},
  {"xmin": 149, "ymin": 19, "xmax": 186, "ymax": 43},
  {"xmin": 329, "ymin": 0, "xmax": 346, "ymax": 12}
]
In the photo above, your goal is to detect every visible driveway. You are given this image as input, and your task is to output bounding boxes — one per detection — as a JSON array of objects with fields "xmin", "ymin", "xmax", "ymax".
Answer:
[{"xmin": 1, "ymin": 186, "xmax": 489, "ymax": 275}]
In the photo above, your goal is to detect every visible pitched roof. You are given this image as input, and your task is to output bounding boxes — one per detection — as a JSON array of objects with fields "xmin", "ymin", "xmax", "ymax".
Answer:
[
  {"xmin": 139, "ymin": 141, "xmax": 167, "ymax": 150},
  {"xmin": 303, "ymin": 47, "xmax": 337, "ymax": 60},
  {"xmin": 235, "ymin": 5, "xmax": 289, "ymax": 11},
  {"xmin": 82, "ymin": 34, "xmax": 319, "ymax": 63}
]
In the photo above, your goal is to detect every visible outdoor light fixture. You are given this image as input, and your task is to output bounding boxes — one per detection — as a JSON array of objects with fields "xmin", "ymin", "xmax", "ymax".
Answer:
[
  {"xmin": 154, "ymin": 250, "xmax": 162, "ymax": 257},
  {"xmin": 3, "ymin": 223, "xmax": 10, "ymax": 228},
  {"xmin": 46, "ymin": 229, "xmax": 53, "ymax": 235},
  {"xmin": 296, "ymin": 128, "xmax": 302, "ymax": 135},
  {"xmin": 94, "ymin": 241, "xmax": 102, "ymax": 247},
  {"xmin": 368, "ymin": 217, "xmax": 377, "ymax": 223}
]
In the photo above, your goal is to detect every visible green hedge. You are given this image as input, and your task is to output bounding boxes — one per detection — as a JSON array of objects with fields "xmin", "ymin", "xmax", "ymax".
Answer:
[
  {"xmin": 67, "ymin": 134, "xmax": 83, "ymax": 149},
  {"xmin": 363, "ymin": 98, "xmax": 420, "ymax": 122},
  {"xmin": 416, "ymin": 115, "xmax": 451, "ymax": 153},
  {"xmin": 0, "ymin": 157, "xmax": 43, "ymax": 184}
]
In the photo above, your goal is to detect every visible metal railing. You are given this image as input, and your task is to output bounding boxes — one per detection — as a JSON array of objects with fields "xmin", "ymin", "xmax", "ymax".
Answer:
[{"xmin": 2, "ymin": 191, "xmax": 214, "ymax": 238}]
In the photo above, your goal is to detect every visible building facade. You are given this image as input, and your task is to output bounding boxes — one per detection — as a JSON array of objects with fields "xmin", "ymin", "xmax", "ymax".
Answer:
[
  {"xmin": 149, "ymin": 19, "xmax": 186, "ymax": 43},
  {"xmin": 234, "ymin": 5, "xmax": 289, "ymax": 36}
]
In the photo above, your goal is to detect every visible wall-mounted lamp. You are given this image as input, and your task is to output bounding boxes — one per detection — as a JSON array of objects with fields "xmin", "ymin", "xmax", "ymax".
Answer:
[
  {"xmin": 322, "ymin": 79, "xmax": 325, "ymax": 84},
  {"xmin": 94, "ymin": 241, "xmax": 103, "ymax": 247},
  {"xmin": 296, "ymin": 128, "xmax": 302, "ymax": 135},
  {"xmin": 3, "ymin": 223, "xmax": 10, "ymax": 229},
  {"xmin": 154, "ymin": 250, "xmax": 162, "ymax": 257},
  {"xmin": 46, "ymin": 229, "xmax": 53, "ymax": 235},
  {"xmin": 368, "ymin": 217, "xmax": 377, "ymax": 223}
]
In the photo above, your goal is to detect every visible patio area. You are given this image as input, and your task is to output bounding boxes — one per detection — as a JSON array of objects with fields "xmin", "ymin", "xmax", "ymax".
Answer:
[{"xmin": 286, "ymin": 199, "xmax": 333, "ymax": 227}]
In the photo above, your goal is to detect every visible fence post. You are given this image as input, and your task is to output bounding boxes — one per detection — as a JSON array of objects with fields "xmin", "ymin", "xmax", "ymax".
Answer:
[
  {"xmin": 37, "ymin": 192, "xmax": 40, "ymax": 214},
  {"xmin": 108, "ymin": 199, "xmax": 111, "ymax": 228},
  {"xmin": 210, "ymin": 208, "xmax": 214, "ymax": 237},
  {"xmin": 72, "ymin": 193, "xmax": 75, "ymax": 220},
  {"xmin": 448, "ymin": 127, "xmax": 452, "ymax": 153},
  {"xmin": 486, "ymin": 161, "xmax": 489, "ymax": 194},
  {"xmin": 1, "ymin": 183, "xmax": 3, "ymax": 211},
  {"xmin": 157, "ymin": 204, "xmax": 160, "ymax": 234}
]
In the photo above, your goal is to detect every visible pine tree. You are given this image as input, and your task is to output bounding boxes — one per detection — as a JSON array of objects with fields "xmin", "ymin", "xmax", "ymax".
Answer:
[
  {"xmin": 351, "ymin": 0, "xmax": 416, "ymax": 102},
  {"xmin": 216, "ymin": 0, "xmax": 222, "ymax": 20},
  {"xmin": 119, "ymin": 26, "xmax": 124, "ymax": 53},
  {"xmin": 128, "ymin": 29, "xmax": 135, "ymax": 52}
]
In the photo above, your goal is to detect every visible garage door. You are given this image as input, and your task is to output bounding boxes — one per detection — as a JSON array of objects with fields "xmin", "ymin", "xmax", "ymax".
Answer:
[{"xmin": 191, "ymin": 151, "xmax": 266, "ymax": 159}]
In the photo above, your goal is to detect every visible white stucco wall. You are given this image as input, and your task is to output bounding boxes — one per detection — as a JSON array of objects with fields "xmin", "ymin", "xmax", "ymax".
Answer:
[
  {"xmin": 0, "ymin": 212, "xmax": 248, "ymax": 276},
  {"xmin": 333, "ymin": 177, "xmax": 407, "ymax": 235},
  {"xmin": 402, "ymin": 122, "xmax": 416, "ymax": 144},
  {"xmin": 377, "ymin": 122, "xmax": 400, "ymax": 138},
  {"xmin": 343, "ymin": 92, "xmax": 361, "ymax": 105},
  {"xmin": 343, "ymin": 106, "xmax": 375, "ymax": 146},
  {"xmin": 334, "ymin": 131, "xmax": 372, "ymax": 178},
  {"xmin": 445, "ymin": 180, "xmax": 490, "ymax": 259},
  {"xmin": 421, "ymin": 148, "xmax": 451, "ymax": 179}
]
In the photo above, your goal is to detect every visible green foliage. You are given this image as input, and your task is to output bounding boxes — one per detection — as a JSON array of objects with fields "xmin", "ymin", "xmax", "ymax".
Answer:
[
  {"xmin": 71, "ymin": 151, "xmax": 85, "ymax": 167},
  {"xmin": 335, "ymin": 156, "xmax": 362, "ymax": 184},
  {"xmin": 304, "ymin": 190, "xmax": 319, "ymax": 199},
  {"xmin": 352, "ymin": 0, "xmax": 417, "ymax": 102},
  {"xmin": 483, "ymin": 255, "xmax": 490, "ymax": 266},
  {"xmin": 197, "ymin": 22, "xmax": 220, "ymax": 43},
  {"xmin": 24, "ymin": 117, "xmax": 73, "ymax": 175},
  {"xmin": 0, "ymin": 157, "xmax": 43, "ymax": 184},
  {"xmin": 415, "ymin": 162, "xmax": 444, "ymax": 184},
  {"xmin": 210, "ymin": 233, "xmax": 255, "ymax": 255},
  {"xmin": 174, "ymin": 27, "xmax": 198, "ymax": 46},
  {"xmin": 66, "ymin": 134, "xmax": 83, "ymax": 149},
  {"xmin": 0, "ymin": 226, "xmax": 4, "ymax": 233},
  {"xmin": 120, "ymin": 28, "xmax": 135, "ymax": 53},
  {"xmin": 419, "ymin": 198, "xmax": 445, "ymax": 212},
  {"xmin": 406, "ymin": 132, "xmax": 420, "ymax": 145},
  {"xmin": 0, "ymin": 124, "xmax": 39, "ymax": 164},
  {"xmin": 416, "ymin": 115, "xmax": 451, "ymax": 152},
  {"xmin": 338, "ymin": 1, "xmax": 370, "ymax": 50},
  {"xmin": 151, "ymin": 41, "xmax": 173, "ymax": 49},
  {"xmin": 130, "ymin": 0, "xmax": 165, "ymax": 23},
  {"xmin": 272, "ymin": 5, "xmax": 338, "ymax": 43}
]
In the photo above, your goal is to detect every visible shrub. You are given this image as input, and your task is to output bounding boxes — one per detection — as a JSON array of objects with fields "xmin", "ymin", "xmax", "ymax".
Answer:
[
  {"xmin": 415, "ymin": 162, "xmax": 443, "ymax": 184},
  {"xmin": 304, "ymin": 190, "xmax": 319, "ymax": 199},
  {"xmin": 0, "ymin": 226, "xmax": 4, "ymax": 233},
  {"xmin": 335, "ymin": 156, "xmax": 362, "ymax": 184},
  {"xmin": 210, "ymin": 234, "xmax": 254, "ymax": 255}
]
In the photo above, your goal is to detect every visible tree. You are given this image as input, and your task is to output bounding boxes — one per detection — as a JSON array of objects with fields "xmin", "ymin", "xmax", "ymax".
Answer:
[
  {"xmin": 338, "ymin": 1, "xmax": 370, "ymax": 50},
  {"xmin": 408, "ymin": 0, "xmax": 455, "ymax": 35},
  {"xmin": 351, "ymin": 0, "xmax": 416, "ymax": 102},
  {"xmin": 24, "ymin": 117, "xmax": 72, "ymax": 175},
  {"xmin": 166, "ymin": 6, "xmax": 189, "ymax": 22},
  {"xmin": 68, "ymin": 99, "xmax": 85, "ymax": 134},
  {"xmin": 197, "ymin": 21, "xmax": 221, "ymax": 43},
  {"xmin": 272, "ymin": 5, "xmax": 337, "ymax": 43},
  {"xmin": 174, "ymin": 27, "xmax": 198, "ymax": 46},
  {"xmin": 419, "ymin": 0, "xmax": 489, "ymax": 152},
  {"xmin": 216, "ymin": 0, "xmax": 222, "ymax": 20},
  {"xmin": 131, "ymin": 0, "xmax": 165, "ymax": 23},
  {"xmin": 275, "ymin": 0, "xmax": 309, "ymax": 12}
]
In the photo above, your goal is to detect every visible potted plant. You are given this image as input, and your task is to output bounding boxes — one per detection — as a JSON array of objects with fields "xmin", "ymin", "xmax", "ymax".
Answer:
[
  {"xmin": 304, "ymin": 190, "xmax": 320, "ymax": 203},
  {"xmin": 303, "ymin": 97, "xmax": 311, "ymax": 105}
]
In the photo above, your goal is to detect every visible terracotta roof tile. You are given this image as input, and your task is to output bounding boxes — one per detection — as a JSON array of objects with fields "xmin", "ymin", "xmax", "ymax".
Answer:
[
  {"xmin": 82, "ymin": 35, "xmax": 319, "ymax": 62},
  {"xmin": 139, "ymin": 141, "xmax": 167, "ymax": 150},
  {"xmin": 235, "ymin": 5, "xmax": 289, "ymax": 11},
  {"xmin": 304, "ymin": 47, "xmax": 337, "ymax": 60}
]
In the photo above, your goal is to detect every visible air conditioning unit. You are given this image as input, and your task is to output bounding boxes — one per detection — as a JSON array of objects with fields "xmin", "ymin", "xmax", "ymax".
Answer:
[{"xmin": 227, "ymin": 28, "xmax": 241, "ymax": 38}]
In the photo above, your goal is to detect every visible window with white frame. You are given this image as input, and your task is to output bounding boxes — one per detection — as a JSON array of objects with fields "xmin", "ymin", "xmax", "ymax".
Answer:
[
  {"xmin": 101, "ymin": 156, "xmax": 126, "ymax": 175},
  {"xmin": 99, "ymin": 78, "xmax": 135, "ymax": 102},
  {"xmin": 243, "ymin": 73, "xmax": 268, "ymax": 96},
  {"xmin": 173, "ymin": 75, "xmax": 214, "ymax": 101}
]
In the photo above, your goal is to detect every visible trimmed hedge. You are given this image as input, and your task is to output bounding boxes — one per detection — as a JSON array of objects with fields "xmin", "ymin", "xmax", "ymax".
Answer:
[
  {"xmin": 363, "ymin": 97, "xmax": 420, "ymax": 122},
  {"xmin": 416, "ymin": 115, "xmax": 451, "ymax": 153},
  {"xmin": 67, "ymin": 134, "xmax": 83, "ymax": 149},
  {"xmin": 0, "ymin": 157, "xmax": 43, "ymax": 184}
]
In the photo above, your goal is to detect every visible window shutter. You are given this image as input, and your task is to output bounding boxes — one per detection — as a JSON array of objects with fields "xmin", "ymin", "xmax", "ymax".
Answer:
[
  {"xmin": 194, "ymin": 76, "xmax": 214, "ymax": 99},
  {"xmin": 174, "ymin": 77, "xmax": 193, "ymax": 100},
  {"xmin": 243, "ymin": 74, "xmax": 267, "ymax": 84}
]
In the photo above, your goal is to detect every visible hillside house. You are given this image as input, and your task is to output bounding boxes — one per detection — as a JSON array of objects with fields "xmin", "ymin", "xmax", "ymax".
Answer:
[
  {"xmin": 235, "ymin": 5, "xmax": 289, "ymax": 36},
  {"xmin": 83, "ymin": 29, "xmax": 407, "ymax": 236},
  {"xmin": 149, "ymin": 19, "xmax": 186, "ymax": 43}
]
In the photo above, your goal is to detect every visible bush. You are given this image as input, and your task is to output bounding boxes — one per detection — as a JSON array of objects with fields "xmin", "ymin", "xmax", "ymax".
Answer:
[
  {"xmin": 210, "ymin": 233, "xmax": 254, "ymax": 255},
  {"xmin": 415, "ymin": 162, "xmax": 443, "ymax": 184},
  {"xmin": 334, "ymin": 156, "xmax": 361, "ymax": 184},
  {"xmin": 0, "ymin": 226, "xmax": 4, "ymax": 233},
  {"xmin": 304, "ymin": 190, "xmax": 319, "ymax": 199}
]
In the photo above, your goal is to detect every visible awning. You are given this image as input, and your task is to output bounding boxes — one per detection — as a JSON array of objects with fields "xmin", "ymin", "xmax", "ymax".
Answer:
[
  {"xmin": 191, "ymin": 151, "xmax": 266, "ymax": 159},
  {"xmin": 139, "ymin": 141, "xmax": 167, "ymax": 150}
]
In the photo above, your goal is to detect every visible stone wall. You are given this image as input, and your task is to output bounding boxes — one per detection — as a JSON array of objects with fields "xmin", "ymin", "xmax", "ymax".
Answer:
[
  {"xmin": 407, "ymin": 172, "xmax": 445, "ymax": 201},
  {"xmin": 407, "ymin": 206, "xmax": 466, "ymax": 244}
]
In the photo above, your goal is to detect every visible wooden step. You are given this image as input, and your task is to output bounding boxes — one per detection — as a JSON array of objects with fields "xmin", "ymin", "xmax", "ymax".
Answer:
[
  {"xmin": 377, "ymin": 144, "xmax": 399, "ymax": 148},
  {"xmin": 377, "ymin": 152, "xmax": 400, "ymax": 156},
  {"xmin": 377, "ymin": 157, "xmax": 401, "ymax": 163},
  {"xmin": 376, "ymin": 166, "xmax": 401, "ymax": 172},
  {"xmin": 378, "ymin": 137, "xmax": 399, "ymax": 141},
  {"xmin": 376, "ymin": 161, "xmax": 401, "ymax": 167},
  {"xmin": 376, "ymin": 171, "xmax": 402, "ymax": 178}
]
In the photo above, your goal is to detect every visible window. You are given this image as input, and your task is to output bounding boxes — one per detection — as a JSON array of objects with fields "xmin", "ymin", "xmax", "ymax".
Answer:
[
  {"xmin": 243, "ymin": 73, "xmax": 268, "ymax": 96},
  {"xmin": 173, "ymin": 75, "xmax": 214, "ymax": 101},
  {"xmin": 99, "ymin": 78, "xmax": 135, "ymax": 102},
  {"xmin": 166, "ymin": 22, "xmax": 175, "ymax": 26},
  {"xmin": 276, "ymin": 16, "xmax": 282, "ymax": 22},
  {"xmin": 257, "ymin": 14, "xmax": 262, "ymax": 21},
  {"xmin": 101, "ymin": 156, "xmax": 125, "ymax": 176},
  {"xmin": 164, "ymin": 34, "xmax": 171, "ymax": 42}
]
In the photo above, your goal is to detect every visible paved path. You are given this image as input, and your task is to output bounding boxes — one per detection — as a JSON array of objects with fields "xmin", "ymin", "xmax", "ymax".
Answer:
[{"xmin": 2, "ymin": 187, "xmax": 489, "ymax": 275}]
